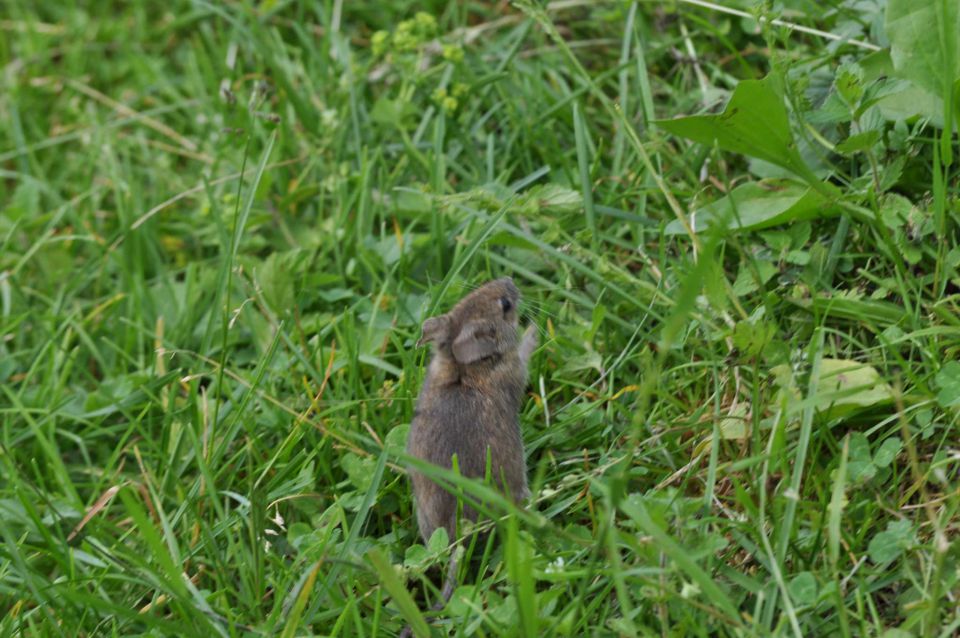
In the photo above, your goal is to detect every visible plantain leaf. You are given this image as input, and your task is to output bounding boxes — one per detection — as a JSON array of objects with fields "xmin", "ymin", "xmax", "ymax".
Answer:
[
  {"xmin": 773, "ymin": 358, "xmax": 894, "ymax": 422},
  {"xmin": 657, "ymin": 76, "xmax": 824, "ymax": 188},
  {"xmin": 886, "ymin": 0, "xmax": 960, "ymax": 101},
  {"xmin": 664, "ymin": 180, "xmax": 836, "ymax": 235}
]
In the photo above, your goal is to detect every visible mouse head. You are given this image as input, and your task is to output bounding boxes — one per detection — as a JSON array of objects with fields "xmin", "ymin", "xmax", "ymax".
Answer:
[{"xmin": 418, "ymin": 277, "xmax": 521, "ymax": 364}]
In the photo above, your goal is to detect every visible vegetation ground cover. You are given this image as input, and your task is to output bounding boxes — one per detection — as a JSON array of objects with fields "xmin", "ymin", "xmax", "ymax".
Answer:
[{"xmin": 1, "ymin": 1, "xmax": 959, "ymax": 636}]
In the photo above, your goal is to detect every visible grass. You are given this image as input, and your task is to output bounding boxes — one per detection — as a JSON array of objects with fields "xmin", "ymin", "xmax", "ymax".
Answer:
[{"xmin": 1, "ymin": 0, "xmax": 959, "ymax": 636}]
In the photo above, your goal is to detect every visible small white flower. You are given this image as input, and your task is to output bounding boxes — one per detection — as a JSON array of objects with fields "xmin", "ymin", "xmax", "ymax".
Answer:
[
  {"xmin": 545, "ymin": 556, "xmax": 565, "ymax": 574},
  {"xmin": 681, "ymin": 581, "xmax": 700, "ymax": 599},
  {"xmin": 321, "ymin": 109, "xmax": 338, "ymax": 128},
  {"xmin": 272, "ymin": 507, "xmax": 285, "ymax": 530}
]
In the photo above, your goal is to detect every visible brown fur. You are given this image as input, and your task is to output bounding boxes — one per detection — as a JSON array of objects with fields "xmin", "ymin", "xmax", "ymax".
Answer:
[{"xmin": 407, "ymin": 277, "xmax": 537, "ymax": 543}]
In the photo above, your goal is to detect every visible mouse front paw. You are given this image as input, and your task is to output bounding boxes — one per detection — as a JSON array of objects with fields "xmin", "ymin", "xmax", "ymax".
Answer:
[{"xmin": 520, "ymin": 324, "xmax": 538, "ymax": 363}]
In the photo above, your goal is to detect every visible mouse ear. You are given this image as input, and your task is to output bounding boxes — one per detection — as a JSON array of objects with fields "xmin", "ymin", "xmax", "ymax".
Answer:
[
  {"xmin": 417, "ymin": 315, "xmax": 449, "ymax": 347},
  {"xmin": 451, "ymin": 320, "xmax": 497, "ymax": 364}
]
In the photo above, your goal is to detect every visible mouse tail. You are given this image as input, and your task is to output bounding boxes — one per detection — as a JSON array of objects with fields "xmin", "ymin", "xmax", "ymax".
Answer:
[{"xmin": 436, "ymin": 544, "xmax": 460, "ymax": 607}]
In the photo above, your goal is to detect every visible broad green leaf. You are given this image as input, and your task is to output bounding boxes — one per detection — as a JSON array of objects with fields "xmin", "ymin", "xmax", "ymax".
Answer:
[
  {"xmin": 558, "ymin": 350, "xmax": 603, "ymax": 374},
  {"xmin": 876, "ymin": 85, "xmax": 946, "ymax": 126},
  {"xmin": 816, "ymin": 359, "xmax": 895, "ymax": 415},
  {"xmin": 426, "ymin": 526, "xmax": 449, "ymax": 554},
  {"xmin": 732, "ymin": 317, "xmax": 775, "ymax": 359},
  {"xmin": 718, "ymin": 404, "xmax": 749, "ymax": 440},
  {"xmin": 732, "ymin": 260, "xmax": 778, "ymax": 296},
  {"xmin": 286, "ymin": 522, "xmax": 314, "ymax": 549},
  {"xmin": 935, "ymin": 361, "xmax": 960, "ymax": 407},
  {"xmin": 402, "ymin": 544, "xmax": 430, "ymax": 570},
  {"xmin": 835, "ymin": 62, "xmax": 865, "ymax": 106},
  {"xmin": 657, "ymin": 76, "xmax": 822, "ymax": 186},
  {"xmin": 860, "ymin": 50, "xmax": 945, "ymax": 126},
  {"xmin": 664, "ymin": 181, "xmax": 835, "ymax": 235},
  {"xmin": 873, "ymin": 437, "xmax": 903, "ymax": 468},
  {"xmin": 446, "ymin": 585, "xmax": 480, "ymax": 616},
  {"xmin": 846, "ymin": 433, "xmax": 877, "ymax": 483},
  {"xmin": 529, "ymin": 183, "xmax": 583, "ymax": 214},
  {"xmin": 867, "ymin": 519, "xmax": 915, "ymax": 564},
  {"xmin": 340, "ymin": 453, "xmax": 376, "ymax": 491},
  {"xmin": 835, "ymin": 130, "xmax": 881, "ymax": 155},
  {"xmin": 886, "ymin": 0, "xmax": 960, "ymax": 101},
  {"xmin": 370, "ymin": 97, "xmax": 414, "ymax": 127},
  {"xmin": 785, "ymin": 249, "xmax": 810, "ymax": 265},
  {"xmin": 887, "ymin": 0, "xmax": 960, "ymax": 160},
  {"xmin": 787, "ymin": 572, "xmax": 818, "ymax": 607},
  {"xmin": 773, "ymin": 358, "xmax": 894, "ymax": 421},
  {"xmin": 384, "ymin": 424, "xmax": 409, "ymax": 455}
]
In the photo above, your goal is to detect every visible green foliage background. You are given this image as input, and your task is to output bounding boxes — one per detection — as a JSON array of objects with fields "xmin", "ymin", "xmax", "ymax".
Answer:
[{"xmin": 1, "ymin": 0, "xmax": 959, "ymax": 636}]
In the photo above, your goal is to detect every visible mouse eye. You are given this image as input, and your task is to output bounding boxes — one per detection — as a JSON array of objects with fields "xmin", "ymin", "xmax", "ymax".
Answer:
[{"xmin": 500, "ymin": 296, "xmax": 513, "ymax": 314}]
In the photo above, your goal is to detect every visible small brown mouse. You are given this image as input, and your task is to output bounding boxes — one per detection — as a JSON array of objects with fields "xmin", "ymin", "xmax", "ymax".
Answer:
[{"xmin": 406, "ymin": 276, "xmax": 537, "ymax": 597}]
